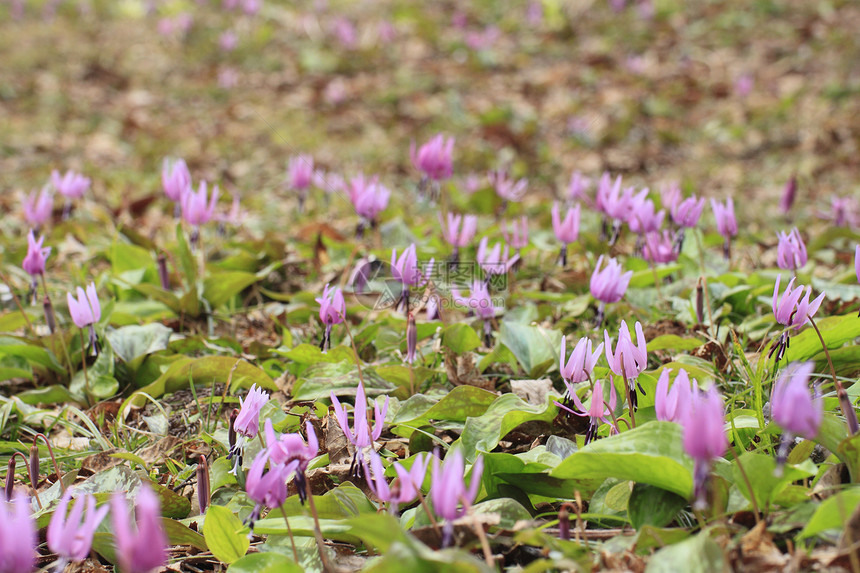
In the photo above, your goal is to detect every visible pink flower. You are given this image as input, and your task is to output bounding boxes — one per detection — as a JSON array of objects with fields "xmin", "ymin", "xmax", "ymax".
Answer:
[
  {"xmin": 288, "ymin": 155, "xmax": 314, "ymax": 191},
  {"xmin": 48, "ymin": 488, "xmax": 109, "ymax": 563},
  {"xmin": 66, "ymin": 283, "xmax": 101, "ymax": 328},
  {"xmin": 363, "ymin": 451, "xmax": 430, "ymax": 505},
  {"xmin": 711, "ymin": 198, "xmax": 737, "ymax": 239},
  {"xmin": 826, "ymin": 196, "xmax": 859, "ymax": 227},
  {"xmin": 771, "ymin": 361, "xmax": 821, "ymax": 440},
  {"xmin": 51, "ymin": 169, "xmax": 90, "ymax": 199},
  {"xmin": 502, "ymin": 216, "xmax": 528, "ymax": 250},
  {"xmin": 348, "ymin": 174, "xmax": 390, "ymax": 222},
  {"xmin": 604, "ymin": 320, "xmax": 647, "ymax": 381},
  {"xmin": 316, "ymin": 283, "xmax": 345, "ymax": 326},
  {"xmin": 557, "ymin": 378, "xmax": 617, "ymax": 444},
  {"xmin": 331, "ymin": 381, "xmax": 388, "ymax": 475},
  {"xmin": 552, "ymin": 202, "xmax": 580, "ymax": 245},
  {"xmin": 23, "ymin": 186, "xmax": 53, "ymax": 228},
  {"xmin": 332, "ymin": 17, "xmax": 358, "ymax": 49},
  {"xmin": 643, "ymin": 230, "xmax": 678, "ymax": 263},
  {"xmin": 627, "ymin": 195, "xmax": 664, "ymax": 235},
  {"xmin": 181, "ymin": 181, "xmax": 219, "ymax": 226},
  {"xmin": 780, "ymin": 176, "xmax": 797, "ymax": 214},
  {"xmin": 430, "ymin": 449, "xmax": 482, "ymax": 530},
  {"xmin": 772, "ymin": 275, "xmax": 824, "ymax": 330},
  {"xmin": 661, "ymin": 182, "xmax": 682, "ymax": 212},
  {"xmin": 410, "ymin": 134, "xmax": 454, "ymax": 181},
  {"xmin": 476, "ymin": 237, "xmax": 519, "ymax": 276},
  {"xmin": 776, "ymin": 228, "xmax": 807, "ymax": 271},
  {"xmin": 0, "ymin": 492, "xmax": 36, "ymax": 573},
  {"xmin": 219, "ymin": 30, "xmax": 238, "ymax": 51},
  {"xmin": 559, "ymin": 336, "xmax": 603, "ymax": 384},
  {"xmin": 234, "ymin": 384, "xmax": 269, "ymax": 439},
  {"xmin": 567, "ymin": 171, "xmax": 591, "ymax": 203},
  {"xmin": 655, "ymin": 368, "xmax": 696, "ymax": 423},
  {"xmin": 162, "ymin": 158, "xmax": 191, "ymax": 202},
  {"xmin": 245, "ymin": 450, "xmax": 292, "ymax": 519},
  {"xmin": 681, "ymin": 386, "xmax": 727, "ymax": 508},
  {"xmin": 671, "ymin": 195, "xmax": 706, "ymax": 228},
  {"xmin": 589, "ymin": 255, "xmax": 632, "ymax": 304},
  {"xmin": 440, "ymin": 213, "xmax": 477, "ymax": 248},
  {"xmin": 22, "ymin": 230, "xmax": 50, "ymax": 277},
  {"xmin": 488, "ymin": 170, "xmax": 527, "ymax": 202},
  {"xmin": 855, "ymin": 245, "xmax": 860, "ymax": 286},
  {"xmin": 391, "ymin": 244, "xmax": 433, "ymax": 287},
  {"xmin": 111, "ymin": 486, "xmax": 168, "ymax": 573},
  {"xmin": 450, "ymin": 280, "xmax": 500, "ymax": 322}
]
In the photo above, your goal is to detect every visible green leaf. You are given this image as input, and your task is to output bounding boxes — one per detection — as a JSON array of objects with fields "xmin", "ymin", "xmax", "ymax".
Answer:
[
  {"xmin": 628, "ymin": 484, "xmax": 688, "ymax": 529},
  {"xmin": 392, "ymin": 386, "xmax": 498, "ymax": 438},
  {"xmin": 647, "ymin": 335, "xmax": 705, "ymax": 352},
  {"xmin": 731, "ymin": 453, "xmax": 815, "ymax": 509},
  {"xmin": 291, "ymin": 362, "xmax": 393, "ymax": 402},
  {"xmin": 344, "ymin": 513, "xmax": 408, "ymax": 552},
  {"xmin": 644, "ymin": 531, "xmax": 726, "ymax": 573},
  {"xmin": 16, "ymin": 385, "xmax": 79, "ymax": 405},
  {"xmin": 276, "ymin": 344, "xmax": 355, "ymax": 366},
  {"xmin": 799, "ymin": 488, "xmax": 860, "ymax": 540},
  {"xmin": 784, "ymin": 313, "xmax": 860, "ymax": 362},
  {"xmin": 228, "ymin": 553, "xmax": 303, "ymax": 573},
  {"xmin": 121, "ymin": 356, "xmax": 275, "ymax": 412},
  {"xmin": 106, "ymin": 323, "xmax": 173, "ymax": 364},
  {"xmin": 203, "ymin": 505, "xmax": 250, "ymax": 564},
  {"xmin": 460, "ymin": 393, "xmax": 558, "ymax": 460},
  {"xmin": 550, "ymin": 422, "xmax": 695, "ymax": 498},
  {"xmin": 176, "ymin": 222, "xmax": 198, "ymax": 286},
  {"xmin": 498, "ymin": 322, "xmax": 562, "ymax": 378},
  {"xmin": 203, "ymin": 271, "xmax": 260, "ymax": 307},
  {"xmin": 442, "ymin": 323, "xmax": 481, "ymax": 354}
]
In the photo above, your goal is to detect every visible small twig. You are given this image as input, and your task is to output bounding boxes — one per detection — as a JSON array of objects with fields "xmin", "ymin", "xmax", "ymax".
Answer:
[
  {"xmin": 471, "ymin": 513, "xmax": 494, "ymax": 567},
  {"xmin": 807, "ymin": 314, "xmax": 859, "ymax": 435}
]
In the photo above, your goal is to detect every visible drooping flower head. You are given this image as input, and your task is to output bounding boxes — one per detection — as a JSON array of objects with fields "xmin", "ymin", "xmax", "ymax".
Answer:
[
  {"xmin": 503, "ymin": 216, "xmax": 529, "ymax": 251},
  {"xmin": 476, "ymin": 237, "xmax": 519, "ymax": 276},
  {"xmin": 567, "ymin": 171, "xmax": 591, "ymax": 203},
  {"xmin": 22, "ymin": 229, "xmax": 51, "ymax": 277},
  {"xmin": 589, "ymin": 255, "xmax": 632, "ymax": 304},
  {"xmin": 234, "ymin": 384, "xmax": 269, "ymax": 440},
  {"xmin": 264, "ymin": 419, "xmax": 319, "ymax": 504},
  {"xmin": 451, "ymin": 280, "xmax": 500, "ymax": 322},
  {"xmin": 440, "ymin": 213, "xmax": 477, "ymax": 249},
  {"xmin": 48, "ymin": 488, "xmax": 109, "ymax": 564},
  {"xmin": 627, "ymin": 195, "xmax": 664, "ymax": 235},
  {"xmin": 772, "ymin": 275, "xmax": 824, "ymax": 331},
  {"xmin": 655, "ymin": 368, "xmax": 696, "ymax": 423},
  {"xmin": 604, "ymin": 320, "xmax": 648, "ymax": 410},
  {"xmin": 430, "ymin": 449, "xmax": 483, "ymax": 546},
  {"xmin": 556, "ymin": 378, "xmax": 617, "ymax": 444},
  {"xmin": 681, "ymin": 386, "xmax": 727, "ymax": 509},
  {"xmin": 363, "ymin": 451, "xmax": 431, "ymax": 507},
  {"xmin": 348, "ymin": 174, "xmax": 390, "ymax": 226},
  {"xmin": 410, "ymin": 134, "xmax": 454, "ymax": 181},
  {"xmin": 287, "ymin": 155, "xmax": 314, "ymax": 192},
  {"xmin": 162, "ymin": 158, "xmax": 191, "ymax": 203},
  {"xmin": 488, "ymin": 169, "xmax": 527, "ymax": 203},
  {"xmin": 330, "ymin": 381, "xmax": 389, "ymax": 477},
  {"xmin": 711, "ymin": 198, "xmax": 737, "ymax": 240},
  {"xmin": 559, "ymin": 336, "xmax": 603, "ymax": 385},
  {"xmin": 245, "ymin": 450, "xmax": 293, "ymax": 524},
  {"xmin": 111, "ymin": 485, "xmax": 168, "ymax": 573},
  {"xmin": 181, "ymin": 181, "xmax": 219, "ymax": 227},
  {"xmin": 643, "ymin": 230, "xmax": 679, "ymax": 264},
  {"xmin": 23, "ymin": 186, "xmax": 53, "ymax": 229},
  {"xmin": 0, "ymin": 492, "xmax": 36, "ymax": 573},
  {"xmin": 771, "ymin": 361, "xmax": 821, "ymax": 440},
  {"xmin": 671, "ymin": 195, "xmax": 706, "ymax": 228},
  {"xmin": 776, "ymin": 228, "xmax": 807, "ymax": 271},
  {"xmin": 552, "ymin": 202, "xmax": 580, "ymax": 245},
  {"xmin": 51, "ymin": 170, "xmax": 90, "ymax": 199},
  {"xmin": 316, "ymin": 283, "xmax": 346, "ymax": 352},
  {"xmin": 660, "ymin": 181, "xmax": 682, "ymax": 212},
  {"xmin": 67, "ymin": 283, "xmax": 101, "ymax": 329},
  {"xmin": 780, "ymin": 176, "xmax": 796, "ymax": 214}
]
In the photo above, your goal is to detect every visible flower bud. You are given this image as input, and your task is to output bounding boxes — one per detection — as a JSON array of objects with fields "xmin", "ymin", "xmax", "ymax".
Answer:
[{"xmin": 197, "ymin": 455, "xmax": 210, "ymax": 514}]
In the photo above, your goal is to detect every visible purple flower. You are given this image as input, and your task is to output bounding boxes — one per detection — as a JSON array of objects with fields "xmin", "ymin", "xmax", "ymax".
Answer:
[
  {"xmin": 772, "ymin": 362, "xmax": 821, "ymax": 441},
  {"xmin": 643, "ymin": 230, "xmax": 678, "ymax": 263},
  {"xmin": 776, "ymin": 228, "xmax": 807, "ymax": 271},
  {"xmin": 23, "ymin": 186, "xmax": 53, "ymax": 228},
  {"xmin": 219, "ymin": 30, "xmax": 238, "ymax": 52},
  {"xmin": 316, "ymin": 283, "xmax": 345, "ymax": 326},
  {"xmin": 162, "ymin": 158, "xmax": 191, "ymax": 203},
  {"xmin": 234, "ymin": 384, "xmax": 269, "ymax": 440},
  {"xmin": 48, "ymin": 488, "xmax": 109, "ymax": 563},
  {"xmin": 67, "ymin": 283, "xmax": 101, "ymax": 328},
  {"xmin": 660, "ymin": 182, "xmax": 682, "ymax": 212},
  {"xmin": 503, "ymin": 216, "xmax": 529, "ymax": 251},
  {"xmin": 655, "ymin": 368, "xmax": 696, "ymax": 423},
  {"xmin": 671, "ymin": 195, "xmax": 706, "ymax": 228},
  {"xmin": 430, "ymin": 449, "xmax": 483, "ymax": 538},
  {"xmin": 780, "ymin": 176, "xmax": 796, "ymax": 214},
  {"xmin": 440, "ymin": 213, "xmax": 477, "ymax": 249},
  {"xmin": 348, "ymin": 174, "xmax": 390, "ymax": 223},
  {"xmin": 215, "ymin": 195, "xmax": 246, "ymax": 226},
  {"xmin": 559, "ymin": 336, "xmax": 603, "ymax": 384},
  {"xmin": 601, "ymin": 181, "xmax": 637, "ymax": 222},
  {"xmin": 589, "ymin": 255, "xmax": 632, "ymax": 304},
  {"xmin": 363, "ymin": 451, "xmax": 430, "ymax": 506},
  {"xmin": 556, "ymin": 378, "xmax": 617, "ymax": 444},
  {"xmin": 681, "ymin": 386, "xmax": 727, "ymax": 508},
  {"xmin": 488, "ymin": 170, "xmax": 527, "ymax": 203},
  {"xmin": 410, "ymin": 134, "xmax": 454, "ymax": 182},
  {"xmin": 552, "ymin": 202, "xmax": 580, "ymax": 245},
  {"xmin": 568, "ymin": 171, "xmax": 591, "ymax": 203},
  {"xmin": 51, "ymin": 170, "xmax": 90, "ymax": 199},
  {"xmin": 451, "ymin": 280, "xmax": 500, "ymax": 321},
  {"xmin": 627, "ymin": 196, "xmax": 664, "ymax": 235},
  {"xmin": 287, "ymin": 155, "xmax": 314, "ymax": 193},
  {"xmin": 826, "ymin": 196, "xmax": 859, "ymax": 227},
  {"xmin": 772, "ymin": 275, "xmax": 824, "ymax": 330},
  {"xmin": 331, "ymin": 381, "xmax": 388, "ymax": 476},
  {"xmin": 734, "ymin": 73, "xmax": 753, "ymax": 98},
  {"xmin": 111, "ymin": 485, "xmax": 168, "ymax": 573},
  {"xmin": 391, "ymin": 244, "xmax": 433, "ymax": 287},
  {"xmin": 465, "ymin": 26, "xmax": 499, "ymax": 51},
  {"xmin": 241, "ymin": 0, "xmax": 260, "ymax": 16},
  {"xmin": 594, "ymin": 172, "xmax": 618, "ymax": 214},
  {"xmin": 855, "ymin": 245, "xmax": 860, "ymax": 286},
  {"xmin": 265, "ymin": 419, "xmax": 319, "ymax": 473},
  {"xmin": 476, "ymin": 237, "xmax": 519, "ymax": 276},
  {"xmin": 181, "ymin": 181, "xmax": 219, "ymax": 226},
  {"xmin": 332, "ymin": 17, "xmax": 358, "ymax": 49},
  {"xmin": 22, "ymin": 230, "xmax": 50, "ymax": 277},
  {"xmin": 245, "ymin": 450, "xmax": 292, "ymax": 520},
  {"xmin": 711, "ymin": 198, "xmax": 737, "ymax": 239},
  {"xmin": 604, "ymin": 320, "xmax": 647, "ymax": 380},
  {"xmin": 0, "ymin": 492, "xmax": 36, "ymax": 573}
]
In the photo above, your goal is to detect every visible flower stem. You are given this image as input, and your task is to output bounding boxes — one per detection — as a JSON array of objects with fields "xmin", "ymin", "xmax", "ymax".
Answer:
[
  {"xmin": 806, "ymin": 314, "xmax": 859, "ymax": 435},
  {"xmin": 78, "ymin": 330, "xmax": 92, "ymax": 405},
  {"xmin": 32, "ymin": 434, "xmax": 65, "ymax": 493},
  {"xmin": 279, "ymin": 503, "xmax": 299, "ymax": 563},
  {"xmin": 0, "ymin": 270, "xmax": 37, "ymax": 339},
  {"xmin": 304, "ymin": 479, "xmax": 332, "ymax": 573}
]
